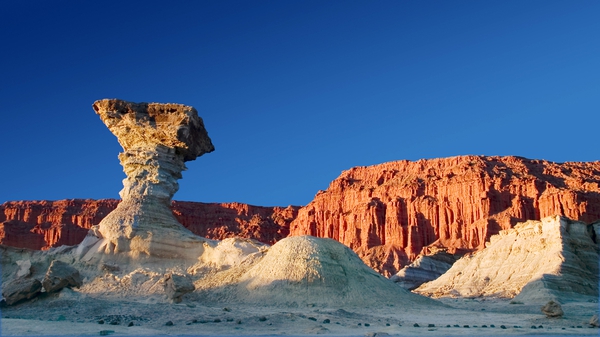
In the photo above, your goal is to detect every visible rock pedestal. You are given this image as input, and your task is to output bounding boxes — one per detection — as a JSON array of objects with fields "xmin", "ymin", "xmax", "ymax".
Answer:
[{"xmin": 92, "ymin": 99, "xmax": 214, "ymax": 259}]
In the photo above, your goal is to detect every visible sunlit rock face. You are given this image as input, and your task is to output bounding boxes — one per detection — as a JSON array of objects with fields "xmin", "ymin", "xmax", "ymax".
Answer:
[
  {"xmin": 415, "ymin": 215, "xmax": 599, "ymax": 302},
  {"xmin": 290, "ymin": 155, "xmax": 600, "ymax": 276},
  {"xmin": 0, "ymin": 200, "xmax": 298, "ymax": 250},
  {"xmin": 92, "ymin": 99, "xmax": 214, "ymax": 259}
]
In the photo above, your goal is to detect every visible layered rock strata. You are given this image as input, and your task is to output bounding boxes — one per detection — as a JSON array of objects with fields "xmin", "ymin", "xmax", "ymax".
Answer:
[
  {"xmin": 91, "ymin": 99, "xmax": 214, "ymax": 259},
  {"xmin": 290, "ymin": 155, "xmax": 600, "ymax": 276},
  {"xmin": 390, "ymin": 245, "xmax": 459, "ymax": 290},
  {"xmin": 0, "ymin": 199, "xmax": 297, "ymax": 249},
  {"xmin": 415, "ymin": 216, "xmax": 599, "ymax": 302}
]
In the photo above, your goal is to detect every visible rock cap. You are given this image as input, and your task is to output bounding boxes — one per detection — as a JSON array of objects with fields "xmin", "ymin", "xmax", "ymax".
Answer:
[{"xmin": 93, "ymin": 99, "xmax": 214, "ymax": 161}]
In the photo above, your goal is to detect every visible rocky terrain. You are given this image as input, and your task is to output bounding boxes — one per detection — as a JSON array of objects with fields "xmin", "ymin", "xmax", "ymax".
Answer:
[
  {"xmin": 390, "ymin": 245, "xmax": 459, "ymax": 290},
  {"xmin": 290, "ymin": 155, "xmax": 600, "ymax": 276},
  {"xmin": 2, "ymin": 99, "xmax": 599, "ymax": 336},
  {"xmin": 0, "ymin": 199, "xmax": 298, "ymax": 250},
  {"xmin": 3, "ymin": 155, "xmax": 600, "ymax": 279},
  {"xmin": 415, "ymin": 215, "xmax": 599, "ymax": 302}
]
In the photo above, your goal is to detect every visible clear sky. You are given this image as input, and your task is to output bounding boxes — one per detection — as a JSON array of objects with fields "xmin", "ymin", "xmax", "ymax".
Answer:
[{"xmin": 1, "ymin": 1, "xmax": 599, "ymax": 207}]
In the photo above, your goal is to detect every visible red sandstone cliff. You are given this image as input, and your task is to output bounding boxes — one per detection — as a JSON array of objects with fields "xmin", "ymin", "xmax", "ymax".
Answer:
[
  {"xmin": 3, "ymin": 155, "xmax": 600, "ymax": 278},
  {"xmin": 290, "ymin": 155, "xmax": 600, "ymax": 276},
  {"xmin": 0, "ymin": 199, "xmax": 298, "ymax": 250}
]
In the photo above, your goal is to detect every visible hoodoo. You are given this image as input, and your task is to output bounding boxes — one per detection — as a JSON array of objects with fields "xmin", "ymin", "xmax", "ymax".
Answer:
[{"xmin": 91, "ymin": 99, "xmax": 214, "ymax": 259}]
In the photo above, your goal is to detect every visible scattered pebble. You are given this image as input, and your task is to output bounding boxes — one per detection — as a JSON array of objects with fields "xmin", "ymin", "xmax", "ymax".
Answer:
[
  {"xmin": 482, "ymin": 325, "xmax": 487, "ymax": 328},
  {"xmin": 463, "ymin": 325, "xmax": 469, "ymax": 328},
  {"xmin": 223, "ymin": 307, "xmax": 231, "ymax": 312},
  {"xmin": 490, "ymin": 324, "xmax": 495, "ymax": 328},
  {"xmin": 358, "ymin": 323, "xmax": 362, "ymax": 326},
  {"xmin": 98, "ymin": 320, "xmax": 105, "ymax": 325},
  {"xmin": 364, "ymin": 323, "xmax": 370, "ymax": 327},
  {"xmin": 236, "ymin": 319, "xmax": 242, "ymax": 324},
  {"xmin": 453, "ymin": 324, "xmax": 459, "ymax": 328},
  {"xmin": 446, "ymin": 325, "xmax": 451, "ymax": 328},
  {"xmin": 385, "ymin": 323, "xmax": 390, "ymax": 326},
  {"xmin": 413, "ymin": 323, "xmax": 419, "ymax": 327},
  {"xmin": 214, "ymin": 319, "xmax": 221, "ymax": 323},
  {"xmin": 226, "ymin": 318, "xmax": 233, "ymax": 322},
  {"xmin": 258, "ymin": 316, "xmax": 267, "ymax": 322},
  {"xmin": 531, "ymin": 326, "xmax": 537, "ymax": 329},
  {"xmin": 308, "ymin": 317, "xmax": 317, "ymax": 321},
  {"xmin": 165, "ymin": 321, "xmax": 173, "ymax": 326},
  {"xmin": 538, "ymin": 325, "xmax": 543, "ymax": 328},
  {"xmin": 323, "ymin": 319, "xmax": 330, "ymax": 324},
  {"xmin": 500, "ymin": 325, "xmax": 507, "ymax": 329},
  {"xmin": 127, "ymin": 322, "xmax": 134, "ymax": 327},
  {"xmin": 590, "ymin": 314, "xmax": 599, "ymax": 328},
  {"xmin": 428, "ymin": 324, "xmax": 435, "ymax": 327}
]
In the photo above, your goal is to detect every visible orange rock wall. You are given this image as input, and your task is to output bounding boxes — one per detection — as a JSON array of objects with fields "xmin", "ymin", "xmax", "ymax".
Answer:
[
  {"xmin": 3, "ymin": 155, "xmax": 599, "ymax": 278},
  {"xmin": 0, "ymin": 199, "xmax": 298, "ymax": 250},
  {"xmin": 290, "ymin": 156, "xmax": 600, "ymax": 276}
]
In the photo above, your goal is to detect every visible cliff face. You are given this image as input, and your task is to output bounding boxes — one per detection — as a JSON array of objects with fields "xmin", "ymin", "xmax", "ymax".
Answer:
[
  {"xmin": 290, "ymin": 155, "xmax": 600, "ymax": 276},
  {"xmin": 3, "ymin": 155, "xmax": 600, "ymax": 278},
  {"xmin": 171, "ymin": 201, "xmax": 298, "ymax": 245},
  {"xmin": 0, "ymin": 199, "xmax": 298, "ymax": 250}
]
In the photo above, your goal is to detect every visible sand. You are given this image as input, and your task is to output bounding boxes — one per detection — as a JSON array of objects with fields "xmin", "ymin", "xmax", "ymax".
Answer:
[{"xmin": 2, "ymin": 288, "xmax": 599, "ymax": 336}]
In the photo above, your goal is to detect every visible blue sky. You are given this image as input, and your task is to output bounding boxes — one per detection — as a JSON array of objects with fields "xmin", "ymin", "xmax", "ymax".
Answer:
[{"xmin": 1, "ymin": 1, "xmax": 599, "ymax": 207}]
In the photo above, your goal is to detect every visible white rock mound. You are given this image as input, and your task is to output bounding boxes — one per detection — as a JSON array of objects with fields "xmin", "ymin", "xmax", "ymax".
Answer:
[
  {"xmin": 194, "ymin": 235, "xmax": 440, "ymax": 307},
  {"xmin": 415, "ymin": 215, "xmax": 599, "ymax": 303}
]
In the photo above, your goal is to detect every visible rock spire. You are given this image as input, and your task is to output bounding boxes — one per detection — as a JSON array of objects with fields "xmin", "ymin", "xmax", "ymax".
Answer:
[{"xmin": 92, "ymin": 99, "xmax": 214, "ymax": 259}]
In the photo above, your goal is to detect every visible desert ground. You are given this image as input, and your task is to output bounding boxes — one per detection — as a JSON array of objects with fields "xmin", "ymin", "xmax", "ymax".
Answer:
[{"xmin": 2, "ymin": 294, "xmax": 598, "ymax": 336}]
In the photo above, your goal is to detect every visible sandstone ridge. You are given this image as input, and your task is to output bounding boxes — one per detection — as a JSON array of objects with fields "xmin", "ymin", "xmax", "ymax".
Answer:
[
  {"xmin": 415, "ymin": 215, "xmax": 599, "ymax": 302},
  {"xmin": 0, "ymin": 199, "xmax": 298, "ymax": 250},
  {"xmin": 290, "ymin": 155, "xmax": 600, "ymax": 276}
]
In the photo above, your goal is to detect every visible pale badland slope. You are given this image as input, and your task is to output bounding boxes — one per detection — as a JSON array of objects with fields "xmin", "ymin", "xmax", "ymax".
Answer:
[{"xmin": 415, "ymin": 215, "xmax": 599, "ymax": 303}]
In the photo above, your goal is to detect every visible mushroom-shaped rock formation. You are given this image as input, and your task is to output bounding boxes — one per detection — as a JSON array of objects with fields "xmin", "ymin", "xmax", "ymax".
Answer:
[{"xmin": 91, "ymin": 99, "xmax": 214, "ymax": 259}]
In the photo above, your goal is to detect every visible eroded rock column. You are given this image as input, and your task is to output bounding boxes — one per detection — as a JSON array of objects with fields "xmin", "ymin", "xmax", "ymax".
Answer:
[{"xmin": 93, "ymin": 99, "xmax": 214, "ymax": 259}]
